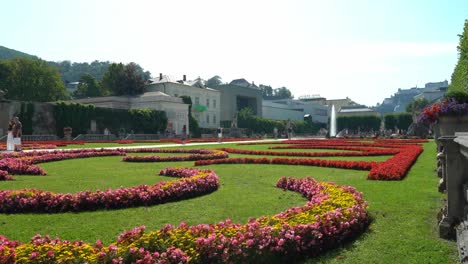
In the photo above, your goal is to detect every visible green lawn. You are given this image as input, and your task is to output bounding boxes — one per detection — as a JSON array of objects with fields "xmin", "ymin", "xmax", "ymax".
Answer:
[{"xmin": 0, "ymin": 141, "xmax": 457, "ymax": 263}]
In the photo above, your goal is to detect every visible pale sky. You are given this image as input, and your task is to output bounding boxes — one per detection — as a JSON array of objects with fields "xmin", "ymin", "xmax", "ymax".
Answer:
[{"xmin": 1, "ymin": 0, "xmax": 467, "ymax": 106}]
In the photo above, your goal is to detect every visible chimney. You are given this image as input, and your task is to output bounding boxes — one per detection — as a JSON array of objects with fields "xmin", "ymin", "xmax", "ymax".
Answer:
[
  {"xmin": 159, "ymin": 73, "xmax": 163, "ymax": 80},
  {"xmin": 183, "ymin": 75, "xmax": 186, "ymax": 82}
]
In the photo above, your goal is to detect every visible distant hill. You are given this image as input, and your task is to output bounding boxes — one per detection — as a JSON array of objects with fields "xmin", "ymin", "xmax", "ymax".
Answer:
[
  {"xmin": 0, "ymin": 45, "xmax": 151, "ymax": 83},
  {"xmin": 0, "ymin": 45, "xmax": 38, "ymax": 60}
]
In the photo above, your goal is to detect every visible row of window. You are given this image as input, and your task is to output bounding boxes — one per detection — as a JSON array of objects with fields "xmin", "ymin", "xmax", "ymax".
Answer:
[
  {"xmin": 194, "ymin": 113, "xmax": 217, "ymax": 124},
  {"xmin": 194, "ymin": 97, "xmax": 216, "ymax": 108}
]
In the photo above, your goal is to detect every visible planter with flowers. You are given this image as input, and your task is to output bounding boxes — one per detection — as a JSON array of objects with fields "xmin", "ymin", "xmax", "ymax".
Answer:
[{"xmin": 418, "ymin": 91, "xmax": 468, "ymax": 143}]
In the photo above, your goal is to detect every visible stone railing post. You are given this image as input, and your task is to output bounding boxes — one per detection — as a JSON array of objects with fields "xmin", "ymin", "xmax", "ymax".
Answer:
[{"xmin": 439, "ymin": 135, "xmax": 465, "ymax": 239}]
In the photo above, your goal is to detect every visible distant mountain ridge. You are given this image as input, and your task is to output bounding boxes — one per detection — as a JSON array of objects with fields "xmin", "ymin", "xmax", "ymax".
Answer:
[
  {"xmin": 0, "ymin": 45, "xmax": 38, "ymax": 60},
  {"xmin": 0, "ymin": 45, "xmax": 150, "ymax": 83}
]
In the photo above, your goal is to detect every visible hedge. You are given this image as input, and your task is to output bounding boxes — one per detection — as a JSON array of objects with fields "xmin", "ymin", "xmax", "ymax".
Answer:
[{"xmin": 54, "ymin": 102, "xmax": 167, "ymax": 137}]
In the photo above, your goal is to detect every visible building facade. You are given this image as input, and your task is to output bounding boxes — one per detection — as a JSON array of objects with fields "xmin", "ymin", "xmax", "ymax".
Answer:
[
  {"xmin": 211, "ymin": 79, "xmax": 263, "ymax": 124},
  {"xmin": 262, "ymin": 98, "xmax": 329, "ymax": 124},
  {"xmin": 147, "ymin": 75, "xmax": 221, "ymax": 129}
]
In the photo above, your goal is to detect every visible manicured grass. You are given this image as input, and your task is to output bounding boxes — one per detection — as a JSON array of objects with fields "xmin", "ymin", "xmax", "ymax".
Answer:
[
  {"xmin": 62, "ymin": 142, "xmax": 170, "ymax": 149},
  {"xmin": 0, "ymin": 141, "xmax": 458, "ymax": 263}
]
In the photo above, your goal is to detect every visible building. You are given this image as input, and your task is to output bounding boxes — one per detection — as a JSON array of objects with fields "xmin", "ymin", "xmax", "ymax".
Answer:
[
  {"xmin": 262, "ymin": 98, "xmax": 329, "ymax": 124},
  {"xmin": 375, "ymin": 80, "xmax": 448, "ymax": 114},
  {"xmin": 211, "ymin": 79, "xmax": 263, "ymax": 124},
  {"xmin": 338, "ymin": 105, "xmax": 380, "ymax": 117},
  {"xmin": 147, "ymin": 74, "xmax": 221, "ymax": 129},
  {"xmin": 72, "ymin": 91, "xmax": 189, "ymax": 135}
]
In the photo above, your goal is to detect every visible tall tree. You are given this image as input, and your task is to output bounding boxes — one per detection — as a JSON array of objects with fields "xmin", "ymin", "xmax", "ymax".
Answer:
[
  {"xmin": 5, "ymin": 57, "xmax": 67, "ymax": 101},
  {"xmin": 74, "ymin": 74, "xmax": 104, "ymax": 98},
  {"xmin": 274, "ymin": 87, "xmax": 292, "ymax": 99},
  {"xmin": 450, "ymin": 19, "xmax": 468, "ymax": 92},
  {"xmin": 101, "ymin": 62, "xmax": 146, "ymax": 96},
  {"xmin": 206, "ymin": 75, "xmax": 223, "ymax": 87},
  {"xmin": 259, "ymin": 84, "xmax": 273, "ymax": 98}
]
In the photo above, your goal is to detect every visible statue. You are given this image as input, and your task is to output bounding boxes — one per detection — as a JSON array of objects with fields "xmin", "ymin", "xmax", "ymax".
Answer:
[{"xmin": 231, "ymin": 113, "xmax": 238, "ymax": 128}]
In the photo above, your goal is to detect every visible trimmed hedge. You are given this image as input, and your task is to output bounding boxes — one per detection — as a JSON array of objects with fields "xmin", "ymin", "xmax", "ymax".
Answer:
[
  {"xmin": 54, "ymin": 102, "xmax": 167, "ymax": 137},
  {"xmin": 384, "ymin": 113, "xmax": 412, "ymax": 130}
]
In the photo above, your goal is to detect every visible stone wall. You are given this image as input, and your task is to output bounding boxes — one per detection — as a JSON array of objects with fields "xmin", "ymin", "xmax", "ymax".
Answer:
[{"xmin": 0, "ymin": 100, "xmax": 56, "ymax": 136}]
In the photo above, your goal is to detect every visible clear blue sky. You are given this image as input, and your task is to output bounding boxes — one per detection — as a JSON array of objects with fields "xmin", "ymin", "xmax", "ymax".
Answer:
[{"xmin": 1, "ymin": 0, "xmax": 467, "ymax": 106}]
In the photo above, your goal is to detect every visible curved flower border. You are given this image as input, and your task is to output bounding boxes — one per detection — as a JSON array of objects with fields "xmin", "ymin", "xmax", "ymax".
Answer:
[
  {"xmin": 0, "ymin": 175, "xmax": 369, "ymax": 263},
  {"xmin": 0, "ymin": 167, "xmax": 218, "ymax": 213}
]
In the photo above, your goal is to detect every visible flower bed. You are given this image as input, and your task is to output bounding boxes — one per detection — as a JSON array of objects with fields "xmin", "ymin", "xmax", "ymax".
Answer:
[
  {"xmin": 218, "ymin": 147, "xmax": 399, "ymax": 157},
  {"xmin": 0, "ymin": 176, "xmax": 369, "ymax": 263},
  {"xmin": 368, "ymin": 145, "xmax": 424, "ymax": 180},
  {"xmin": 122, "ymin": 149, "xmax": 228, "ymax": 162},
  {"xmin": 195, "ymin": 157, "xmax": 375, "ymax": 171},
  {"xmin": 0, "ymin": 167, "xmax": 219, "ymax": 213}
]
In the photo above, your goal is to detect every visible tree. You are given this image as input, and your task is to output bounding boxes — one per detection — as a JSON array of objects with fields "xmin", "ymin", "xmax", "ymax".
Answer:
[
  {"xmin": 450, "ymin": 19, "xmax": 468, "ymax": 92},
  {"xmin": 73, "ymin": 74, "xmax": 104, "ymax": 98},
  {"xmin": 274, "ymin": 87, "xmax": 292, "ymax": 99},
  {"xmin": 180, "ymin": 95, "xmax": 200, "ymax": 137},
  {"xmin": 405, "ymin": 98, "xmax": 430, "ymax": 113},
  {"xmin": 100, "ymin": 62, "xmax": 147, "ymax": 96},
  {"xmin": 206, "ymin": 75, "xmax": 223, "ymax": 87},
  {"xmin": 260, "ymin": 84, "xmax": 273, "ymax": 98},
  {"xmin": 4, "ymin": 57, "xmax": 67, "ymax": 101},
  {"xmin": 0, "ymin": 60, "xmax": 12, "ymax": 95}
]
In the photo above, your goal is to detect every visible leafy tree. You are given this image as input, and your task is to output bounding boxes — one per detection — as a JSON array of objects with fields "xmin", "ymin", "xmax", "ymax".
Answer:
[
  {"xmin": 73, "ymin": 74, "xmax": 104, "ymax": 98},
  {"xmin": 450, "ymin": 19, "xmax": 468, "ymax": 92},
  {"xmin": 180, "ymin": 95, "xmax": 200, "ymax": 137},
  {"xmin": 4, "ymin": 57, "xmax": 67, "ymax": 101},
  {"xmin": 0, "ymin": 60, "xmax": 12, "ymax": 94},
  {"xmin": 405, "ymin": 98, "xmax": 430, "ymax": 113},
  {"xmin": 101, "ymin": 62, "xmax": 146, "ymax": 96},
  {"xmin": 206, "ymin": 75, "xmax": 223, "ymax": 87},
  {"xmin": 274, "ymin": 87, "xmax": 292, "ymax": 99},
  {"xmin": 260, "ymin": 84, "xmax": 273, "ymax": 98},
  {"xmin": 260, "ymin": 84, "xmax": 293, "ymax": 99}
]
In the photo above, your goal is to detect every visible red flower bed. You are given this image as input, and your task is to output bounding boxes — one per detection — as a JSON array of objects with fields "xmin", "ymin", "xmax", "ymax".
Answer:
[
  {"xmin": 368, "ymin": 145, "xmax": 423, "ymax": 180},
  {"xmin": 0, "ymin": 167, "xmax": 218, "ymax": 213},
  {"xmin": 219, "ymin": 147, "xmax": 398, "ymax": 157},
  {"xmin": 195, "ymin": 157, "xmax": 375, "ymax": 171}
]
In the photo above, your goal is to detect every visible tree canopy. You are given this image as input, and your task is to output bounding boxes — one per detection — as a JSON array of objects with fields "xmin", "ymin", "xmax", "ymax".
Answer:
[
  {"xmin": 1, "ymin": 57, "xmax": 67, "ymax": 102},
  {"xmin": 260, "ymin": 84, "xmax": 293, "ymax": 99},
  {"xmin": 73, "ymin": 74, "xmax": 105, "ymax": 98},
  {"xmin": 450, "ymin": 19, "xmax": 468, "ymax": 93},
  {"xmin": 206, "ymin": 75, "xmax": 223, "ymax": 87},
  {"xmin": 101, "ymin": 62, "xmax": 147, "ymax": 96},
  {"xmin": 405, "ymin": 98, "xmax": 430, "ymax": 113}
]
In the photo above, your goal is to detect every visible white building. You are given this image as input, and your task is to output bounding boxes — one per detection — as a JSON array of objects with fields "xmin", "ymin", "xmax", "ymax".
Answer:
[
  {"xmin": 147, "ymin": 74, "xmax": 221, "ymax": 129},
  {"xmin": 72, "ymin": 91, "xmax": 189, "ymax": 135},
  {"xmin": 262, "ymin": 98, "xmax": 328, "ymax": 123}
]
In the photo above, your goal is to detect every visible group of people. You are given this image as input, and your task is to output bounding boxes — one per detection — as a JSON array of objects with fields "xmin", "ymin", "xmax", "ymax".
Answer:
[{"xmin": 6, "ymin": 116, "xmax": 22, "ymax": 152}]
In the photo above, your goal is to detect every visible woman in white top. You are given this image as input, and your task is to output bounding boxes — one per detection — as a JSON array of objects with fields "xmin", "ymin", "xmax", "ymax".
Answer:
[{"xmin": 6, "ymin": 119, "xmax": 14, "ymax": 151}]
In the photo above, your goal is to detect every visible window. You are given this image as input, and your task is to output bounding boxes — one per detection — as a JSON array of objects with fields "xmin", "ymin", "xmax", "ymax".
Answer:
[
  {"xmin": 195, "ymin": 97, "xmax": 199, "ymax": 105},
  {"xmin": 206, "ymin": 114, "xmax": 210, "ymax": 124},
  {"xmin": 213, "ymin": 99, "xmax": 216, "ymax": 108},
  {"xmin": 206, "ymin": 98, "xmax": 210, "ymax": 108},
  {"xmin": 213, "ymin": 115, "xmax": 216, "ymax": 124}
]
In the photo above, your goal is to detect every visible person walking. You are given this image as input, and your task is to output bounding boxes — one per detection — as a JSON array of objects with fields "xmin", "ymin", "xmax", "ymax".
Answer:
[
  {"xmin": 273, "ymin": 127, "xmax": 278, "ymax": 140},
  {"xmin": 181, "ymin": 125, "xmax": 187, "ymax": 145},
  {"xmin": 6, "ymin": 118, "xmax": 14, "ymax": 151},
  {"xmin": 217, "ymin": 127, "xmax": 222, "ymax": 143},
  {"xmin": 12, "ymin": 116, "xmax": 22, "ymax": 152}
]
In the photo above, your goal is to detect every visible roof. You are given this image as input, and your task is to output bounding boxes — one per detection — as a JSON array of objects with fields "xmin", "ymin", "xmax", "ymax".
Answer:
[
  {"xmin": 229, "ymin": 78, "xmax": 259, "ymax": 89},
  {"xmin": 138, "ymin": 91, "xmax": 171, "ymax": 97},
  {"xmin": 339, "ymin": 108, "xmax": 376, "ymax": 113}
]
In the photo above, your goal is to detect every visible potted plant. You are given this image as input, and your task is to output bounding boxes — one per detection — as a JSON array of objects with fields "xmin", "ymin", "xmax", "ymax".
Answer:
[
  {"xmin": 63, "ymin": 126, "xmax": 73, "ymax": 140},
  {"xmin": 418, "ymin": 91, "xmax": 468, "ymax": 139}
]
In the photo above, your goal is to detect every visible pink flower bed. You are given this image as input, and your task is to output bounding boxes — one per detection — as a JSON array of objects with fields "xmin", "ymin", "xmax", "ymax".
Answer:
[
  {"xmin": 0, "ymin": 176, "xmax": 369, "ymax": 263},
  {"xmin": 0, "ymin": 167, "xmax": 218, "ymax": 213}
]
